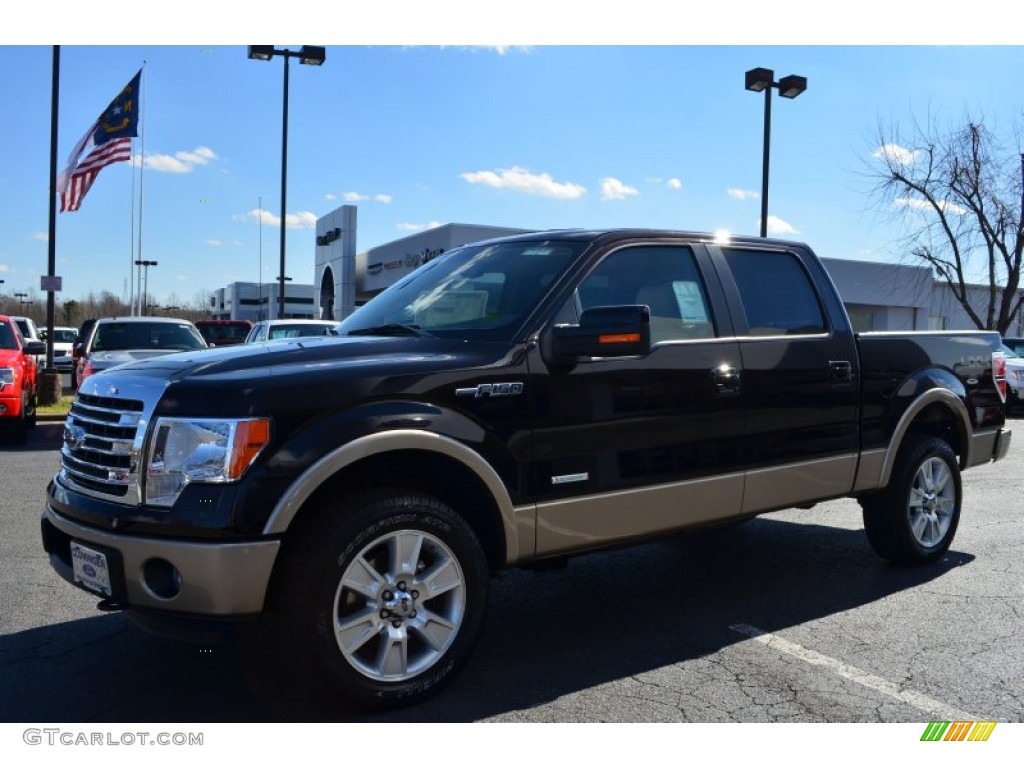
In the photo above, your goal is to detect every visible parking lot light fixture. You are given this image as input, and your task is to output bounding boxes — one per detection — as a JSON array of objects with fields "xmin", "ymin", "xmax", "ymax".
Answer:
[
  {"xmin": 745, "ymin": 67, "xmax": 808, "ymax": 237},
  {"xmin": 247, "ymin": 45, "xmax": 326, "ymax": 319}
]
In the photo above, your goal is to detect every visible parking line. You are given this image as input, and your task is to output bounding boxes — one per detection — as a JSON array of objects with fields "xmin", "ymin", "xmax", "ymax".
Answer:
[{"xmin": 730, "ymin": 623, "xmax": 979, "ymax": 721}]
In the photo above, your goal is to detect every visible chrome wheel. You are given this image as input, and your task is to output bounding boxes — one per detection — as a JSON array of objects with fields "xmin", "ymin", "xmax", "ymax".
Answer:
[
  {"xmin": 907, "ymin": 456, "xmax": 955, "ymax": 548},
  {"xmin": 334, "ymin": 529, "xmax": 466, "ymax": 682}
]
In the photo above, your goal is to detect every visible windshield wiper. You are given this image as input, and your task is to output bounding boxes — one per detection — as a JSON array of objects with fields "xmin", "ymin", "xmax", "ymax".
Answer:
[{"xmin": 346, "ymin": 323, "xmax": 433, "ymax": 338}]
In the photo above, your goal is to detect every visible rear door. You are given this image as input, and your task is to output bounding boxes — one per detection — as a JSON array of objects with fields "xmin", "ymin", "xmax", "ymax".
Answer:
[
  {"xmin": 709, "ymin": 244, "xmax": 861, "ymax": 513},
  {"xmin": 527, "ymin": 239, "xmax": 746, "ymax": 556}
]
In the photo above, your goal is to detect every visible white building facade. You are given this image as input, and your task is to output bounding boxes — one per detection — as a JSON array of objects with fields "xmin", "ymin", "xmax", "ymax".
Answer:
[{"xmin": 211, "ymin": 207, "xmax": 1023, "ymax": 335}]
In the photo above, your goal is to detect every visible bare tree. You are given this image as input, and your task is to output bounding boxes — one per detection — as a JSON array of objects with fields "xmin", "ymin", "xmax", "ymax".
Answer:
[{"xmin": 869, "ymin": 116, "xmax": 1024, "ymax": 333}]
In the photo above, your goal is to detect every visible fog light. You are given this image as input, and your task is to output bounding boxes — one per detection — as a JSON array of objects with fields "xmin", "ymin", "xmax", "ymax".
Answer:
[
  {"xmin": 142, "ymin": 558, "xmax": 182, "ymax": 600},
  {"xmin": 0, "ymin": 404, "xmax": 6, "ymax": 414}
]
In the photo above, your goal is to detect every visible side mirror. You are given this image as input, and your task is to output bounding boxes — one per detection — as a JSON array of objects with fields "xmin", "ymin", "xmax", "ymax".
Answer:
[
  {"xmin": 23, "ymin": 340, "xmax": 47, "ymax": 356},
  {"xmin": 545, "ymin": 304, "xmax": 651, "ymax": 364}
]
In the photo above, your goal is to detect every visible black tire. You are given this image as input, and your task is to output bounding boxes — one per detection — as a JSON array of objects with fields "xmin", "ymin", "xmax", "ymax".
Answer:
[
  {"xmin": 861, "ymin": 435, "xmax": 962, "ymax": 565},
  {"xmin": 265, "ymin": 487, "xmax": 489, "ymax": 711}
]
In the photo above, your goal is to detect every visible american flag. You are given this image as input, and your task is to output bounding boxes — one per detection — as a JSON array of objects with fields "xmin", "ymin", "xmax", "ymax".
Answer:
[
  {"xmin": 59, "ymin": 135, "xmax": 133, "ymax": 212},
  {"xmin": 58, "ymin": 70, "xmax": 141, "ymax": 213}
]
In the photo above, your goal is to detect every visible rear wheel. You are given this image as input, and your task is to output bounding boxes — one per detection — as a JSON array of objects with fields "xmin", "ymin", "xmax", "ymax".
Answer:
[
  {"xmin": 266, "ymin": 488, "xmax": 489, "ymax": 711},
  {"xmin": 861, "ymin": 435, "xmax": 961, "ymax": 565}
]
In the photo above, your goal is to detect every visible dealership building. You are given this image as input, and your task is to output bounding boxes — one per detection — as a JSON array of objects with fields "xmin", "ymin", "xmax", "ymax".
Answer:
[{"xmin": 210, "ymin": 203, "xmax": 1024, "ymax": 336}]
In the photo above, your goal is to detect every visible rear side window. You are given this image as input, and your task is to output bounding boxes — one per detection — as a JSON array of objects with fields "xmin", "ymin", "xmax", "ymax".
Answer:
[{"xmin": 723, "ymin": 249, "xmax": 826, "ymax": 336}]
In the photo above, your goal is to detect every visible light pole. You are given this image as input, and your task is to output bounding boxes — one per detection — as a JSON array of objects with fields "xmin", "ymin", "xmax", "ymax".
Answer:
[
  {"xmin": 247, "ymin": 45, "xmax": 326, "ymax": 319},
  {"xmin": 745, "ymin": 67, "xmax": 807, "ymax": 238},
  {"xmin": 135, "ymin": 260, "xmax": 157, "ymax": 315},
  {"xmin": 275, "ymin": 275, "xmax": 292, "ymax": 318},
  {"xmin": 14, "ymin": 292, "xmax": 28, "ymax": 311}
]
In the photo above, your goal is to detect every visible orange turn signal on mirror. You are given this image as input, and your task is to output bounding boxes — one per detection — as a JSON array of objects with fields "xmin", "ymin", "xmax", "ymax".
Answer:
[{"xmin": 599, "ymin": 333, "xmax": 641, "ymax": 345}]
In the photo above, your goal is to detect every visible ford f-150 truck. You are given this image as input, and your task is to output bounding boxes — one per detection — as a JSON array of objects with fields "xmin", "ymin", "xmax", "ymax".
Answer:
[
  {"xmin": 1, "ymin": 314, "xmax": 46, "ymax": 442},
  {"xmin": 42, "ymin": 229, "xmax": 1012, "ymax": 710}
]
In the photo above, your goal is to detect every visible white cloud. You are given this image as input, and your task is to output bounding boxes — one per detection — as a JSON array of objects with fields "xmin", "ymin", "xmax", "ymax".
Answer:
[
  {"xmin": 138, "ymin": 146, "xmax": 218, "ymax": 173},
  {"xmin": 341, "ymin": 191, "xmax": 392, "ymax": 204},
  {"xmin": 441, "ymin": 45, "xmax": 533, "ymax": 55},
  {"xmin": 206, "ymin": 238, "xmax": 242, "ymax": 247},
  {"xmin": 397, "ymin": 221, "xmax": 443, "ymax": 233},
  {"xmin": 325, "ymin": 193, "xmax": 336, "ymax": 201},
  {"xmin": 461, "ymin": 166, "xmax": 586, "ymax": 199},
  {"xmin": 728, "ymin": 188, "xmax": 759, "ymax": 201},
  {"xmin": 599, "ymin": 177, "xmax": 639, "ymax": 201},
  {"xmin": 895, "ymin": 197, "xmax": 967, "ymax": 215},
  {"xmin": 0, "ymin": 263, "xmax": 10, "ymax": 273},
  {"xmin": 667, "ymin": 178, "xmax": 683, "ymax": 190},
  {"xmin": 873, "ymin": 143, "xmax": 919, "ymax": 166},
  {"xmin": 765, "ymin": 215, "xmax": 799, "ymax": 234},
  {"xmin": 32, "ymin": 231, "xmax": 48, "ymax": 242},
  {"xmin": 239, "ymin": 209, "xmax": 317, "ymax": 229}
]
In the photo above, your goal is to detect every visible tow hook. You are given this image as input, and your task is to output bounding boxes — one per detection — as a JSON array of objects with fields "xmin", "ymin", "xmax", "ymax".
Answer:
[{"xmin": 96, "ymin": 599, "xmax": 126, "ymax": 612}]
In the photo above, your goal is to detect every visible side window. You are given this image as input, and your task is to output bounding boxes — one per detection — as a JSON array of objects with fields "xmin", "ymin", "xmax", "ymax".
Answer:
[
  {"xmin": 572, "ymin": 245, "xmax": 716, "ymax": 343},
  {"xmin": 723, "ymin": 249, "xmax": 826, "ymax": 336}
]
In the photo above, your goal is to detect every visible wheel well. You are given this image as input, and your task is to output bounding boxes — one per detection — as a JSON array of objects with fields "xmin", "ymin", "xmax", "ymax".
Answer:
[
  {"xmin": 286, "ymin": 449, "xmax": 508, "ymax": 572},
  {"xmin": 901, "ymin": 402, "xmax": 967, "ymax": 467}
]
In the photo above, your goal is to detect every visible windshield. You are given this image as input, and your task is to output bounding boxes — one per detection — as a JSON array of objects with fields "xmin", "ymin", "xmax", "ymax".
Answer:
[
  {"xmin": 53, "ymin": 329, "xmax": 78, "ymax": 344},
  {"xmin": 91, "ymin": 322, "xmax": 206, "ymax": 352},
  {"xmin": 337, "ymin": 239, "xmax": 586, "ymax": 341}
]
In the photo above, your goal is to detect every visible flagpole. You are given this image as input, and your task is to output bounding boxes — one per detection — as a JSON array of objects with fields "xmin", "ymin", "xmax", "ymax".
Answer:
[
  {"xmin": 40, "ymin": 45, "xmax": 62, "ymax": 406},
  {"xmin": 135, "ymin": 63, "xmax": 147, "ymax": 315},
  {"xmin": 129, "ymin": 136, "xmax": 137, "ymax": 314}
]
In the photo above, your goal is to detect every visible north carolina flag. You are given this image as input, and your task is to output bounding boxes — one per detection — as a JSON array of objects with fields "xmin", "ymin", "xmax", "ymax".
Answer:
[{"xmin": 58, "ymin": 69, "xmax": 142, "ymax": 212}]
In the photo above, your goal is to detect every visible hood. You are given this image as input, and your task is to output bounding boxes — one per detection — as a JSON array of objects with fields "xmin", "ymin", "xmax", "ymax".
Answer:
[
  {"xmin": 88, "ymin": 348, "xmax": 194, "ymax": 371},
  {"xmin": 0, "ymin": 348, "xmax": 26, "ymax": 367},
  {"xmin": 91, "ymin": 334, "xmax": 474, "ymax": 382}
]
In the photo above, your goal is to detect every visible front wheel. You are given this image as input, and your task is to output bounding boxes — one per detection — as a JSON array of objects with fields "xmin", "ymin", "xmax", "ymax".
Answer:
[
  {"xmin": 861, "ymin": 435, "xmax": 962, "ymax": 565},
  {"xmin": 266, "ymin": 488, "xmax": 489, "ymax": 711}
]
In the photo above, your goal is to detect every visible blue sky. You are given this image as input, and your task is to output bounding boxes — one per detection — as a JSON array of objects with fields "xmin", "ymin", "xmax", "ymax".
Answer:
[{"xmin": 3, "ymin": 5, "xmax": 1024, "ymax": 308}]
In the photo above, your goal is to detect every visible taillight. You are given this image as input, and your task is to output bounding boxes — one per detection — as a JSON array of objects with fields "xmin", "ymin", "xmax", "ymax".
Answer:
[
  {"xmin": 80, "ymin": 360, "xmax": 95, "ymax": 384},
  {"xmin": 992, "ymin": 352, "xmax": 1007, "ymax": 403}
]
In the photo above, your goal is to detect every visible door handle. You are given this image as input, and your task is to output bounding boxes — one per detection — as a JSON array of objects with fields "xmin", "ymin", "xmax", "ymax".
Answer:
[
  {"xmin": 711, "ymin": 365, "xmax": 742, "ymax": 397},
  {"xmin": 829, "ymin": 360, "xmax": 853, "ymax": 384}
]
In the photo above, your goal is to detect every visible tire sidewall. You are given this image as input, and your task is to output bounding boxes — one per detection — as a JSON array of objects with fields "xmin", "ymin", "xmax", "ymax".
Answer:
[
  {"xmin": 894, "ymin": 438, "xmax": 962, "ymax": 561},
  {"xmin": 281, "ymin": 492, "xmax": 488, "ymax": 710}
]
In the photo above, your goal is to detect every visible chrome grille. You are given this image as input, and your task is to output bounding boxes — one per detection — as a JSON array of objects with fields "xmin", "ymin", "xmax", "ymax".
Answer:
[{"xmin": 59, "ymin": 373, "xmax": 167, "ymax": 504}]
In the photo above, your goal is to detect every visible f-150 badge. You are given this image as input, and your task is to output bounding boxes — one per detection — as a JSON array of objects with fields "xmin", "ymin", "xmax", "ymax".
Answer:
[{"xmin": 455, "ymin": 382, "xmax": 524, "ymax": 398}]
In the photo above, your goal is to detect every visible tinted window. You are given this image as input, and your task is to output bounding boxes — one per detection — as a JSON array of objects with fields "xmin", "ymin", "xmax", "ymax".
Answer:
[
  {"xmin": 723, "ymin": 249, "xmax": 826, "ymax": 336},
  {"xmin": 573, "ymin": 245, "xmax": 715, "ymax": 343}
]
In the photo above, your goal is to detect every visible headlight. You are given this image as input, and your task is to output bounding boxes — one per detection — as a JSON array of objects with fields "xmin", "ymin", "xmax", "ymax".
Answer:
[
  {"xmin": 145, "ymin": 417, "xmax": 271, "ymax": 507},
  {"xmin": 0, "ymin": 368, "xmax": 14, "ymax": 391}
]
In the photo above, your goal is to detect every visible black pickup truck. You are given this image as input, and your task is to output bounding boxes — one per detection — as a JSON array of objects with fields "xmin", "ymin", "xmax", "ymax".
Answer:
[{"xmin": 43, "ymin": 229, "xmax": 1012, "ymax": 709}]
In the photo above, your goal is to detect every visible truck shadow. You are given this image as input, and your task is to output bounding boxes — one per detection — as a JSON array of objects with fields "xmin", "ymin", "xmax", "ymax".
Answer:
[{"xmin": 1, "ymin": 517, "xmax": 972, "ymax": 723}]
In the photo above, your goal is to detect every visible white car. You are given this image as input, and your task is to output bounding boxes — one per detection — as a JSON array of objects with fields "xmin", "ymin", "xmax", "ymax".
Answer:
[
  {"xmin": 243, "ymin": 319, "xmax": 339, "ymax": 343},
  {"xmin": 41, "ymin": 325, "xmax": 78, "ymax": 373},
  {"xmin": 1000, "ymin": 343, "xmax": 1024, "ymax": 415}
]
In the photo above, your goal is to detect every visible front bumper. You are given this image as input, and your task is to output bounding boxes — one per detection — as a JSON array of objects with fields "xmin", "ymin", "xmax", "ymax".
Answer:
[{"xmin": 42, "ymin": 504, "xmax": 280, "ymax": 616}]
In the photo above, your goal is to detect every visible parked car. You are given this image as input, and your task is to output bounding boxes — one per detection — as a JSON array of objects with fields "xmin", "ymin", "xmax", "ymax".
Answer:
[
  {"xmin": 194, "ymin": 319, "xmax": 253, "ymax": 347},
  {"xmin": 71, "ymin": 318, "xmax": 98, "ymax": 391},
  {"xmin": 0, "ymin": 314, "xmax": 46, "ymax": 442},
  {"xmin": 75, "ymin": 316, "xmax": 207, "ymax": 388},
  {"xmin": 11, "ymin": 316, "xmax": 46, "ymax": 367},
  {"xmin": 1002, "ymin": 336, "xmax": 1024, "ymax": 357},
  {"xmin": 243, "ymin": 318, "xmax": 339, "ymax": 343},
  {"xmin": 1002, "ymin": 343, "xmax": 1024, "ymax": 415},
  {"xmin": 40, "ymin": 325, "xmax": 78, "ymax": 373}
]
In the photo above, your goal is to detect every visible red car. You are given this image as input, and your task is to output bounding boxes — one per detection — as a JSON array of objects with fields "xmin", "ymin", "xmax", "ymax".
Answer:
[
  {"xmin": 194, "ymin": 319, "xmax": 253, "ymax": 347},
  {"xmin": 0, "ymin": 314, "xmax": 46, "ymax": 442}
]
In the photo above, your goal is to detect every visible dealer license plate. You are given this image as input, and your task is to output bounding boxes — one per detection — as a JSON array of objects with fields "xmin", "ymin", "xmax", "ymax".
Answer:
[{"xmin": 70, "ymin": 542, "xmax": 112, "ymax": 597}]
